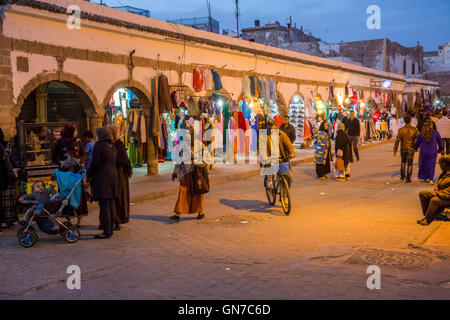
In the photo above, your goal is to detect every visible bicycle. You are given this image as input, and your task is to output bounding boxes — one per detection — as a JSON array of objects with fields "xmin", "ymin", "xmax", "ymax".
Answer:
[{"xmin": 263, "ymin": 161, "xmax": 292, "ymax": 215}]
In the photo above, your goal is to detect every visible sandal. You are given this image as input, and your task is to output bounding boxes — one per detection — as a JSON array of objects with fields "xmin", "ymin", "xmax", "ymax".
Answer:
[
  {"xmin": 169, "ymin": 215, "xmax": 181, "ymax": 222},
  {"xmin": 197, "ymin": 213, "xmax": 205, "ymax": 220}
]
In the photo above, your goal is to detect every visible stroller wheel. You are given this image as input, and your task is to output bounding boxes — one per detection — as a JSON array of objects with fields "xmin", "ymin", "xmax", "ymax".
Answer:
[
  {"xmin": 17, "ymin": 226, "xmax": 37, "ymax": 240},
  {"xmin": 18, "ymin": 230, "xmax": 38, "ymax": 248},
  {"xmin": 59, "ymin": 221, "xmax": 73, "ymax": 235},
  {"xmin": 64, "ymin": 227, "xmax": 80, "ymax": 244}
]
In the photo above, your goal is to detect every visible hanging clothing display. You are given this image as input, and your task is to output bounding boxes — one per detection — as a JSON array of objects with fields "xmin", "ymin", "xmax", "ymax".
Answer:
[
  {"xmin": 158, "ymin": 74, "xmax": 172, "ymax": 114},
  {"xmin": 242, "ymin": 75, "xmax": 251, "ymax": 98},
  {"xmin": 268, "ymin": 79, "xmax": 276, "ymax": 101},
  {"xmin": 211, "ymin": 69, "xmax": 223, "ymax": 90},
  {"xmin": 193, "ymin": 67, "xmax": 204, "ymax": 92},
  {"xmin": 250, "ymin": 76, "xmax": 258, "ymax": 97},
  {"xmin": 202, "ymin": 69, "xmax": 213, "ymax": 91}
]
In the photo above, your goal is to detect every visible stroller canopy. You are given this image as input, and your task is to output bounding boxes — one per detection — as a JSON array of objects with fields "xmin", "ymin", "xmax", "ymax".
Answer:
[{"xmin": 55, "ymin": 169, "xmax": 85, "ymax": 209}]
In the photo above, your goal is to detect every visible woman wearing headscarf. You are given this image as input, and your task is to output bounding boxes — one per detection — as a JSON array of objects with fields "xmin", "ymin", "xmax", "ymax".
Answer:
[
  {"xmin": 170, "ymin": 125, "xmax": 205, "ymax": 222},
  {"xmin": 88, "ymin": 127, "xmax": 118, "ymax": 239},
  {"xmin": 0, "ymin": 128, "xmax": 18, "ymax": 231},
  {"xmin": 106, "ymin": 125, "xmax": 133, "ymax": 230},
  {"xmin": 52, "ymin": 124, "xmax": 88, "ymax": 227},
  {"xmin": 335, "ymin": 122, "xmax": 353, "ymax": 181},
  {"xmin": 314, "ymin": 122, "xmax": 332, "ymax": 180},
  {"xmin": 415, "ymin": 119, "xmax": 443, "ymax": 184}
]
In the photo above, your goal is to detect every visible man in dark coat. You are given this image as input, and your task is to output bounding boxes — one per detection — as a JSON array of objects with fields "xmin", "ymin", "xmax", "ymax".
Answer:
[
  {"xmin": 88, "ymin": 128, "xmax": 119, "ymax": 239},
  {"xmin": 345, "ymin": 110, "xmax": 361, "ymax": 161},
  {"xmin": 279, "ymin": 115, "xmax": 296, "ymax": 144}
]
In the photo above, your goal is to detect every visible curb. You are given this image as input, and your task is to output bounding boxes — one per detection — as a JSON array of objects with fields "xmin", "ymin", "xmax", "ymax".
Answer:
[{"xmin": 130, "ymin": 139, "xmax": 393, "ymax": 203}]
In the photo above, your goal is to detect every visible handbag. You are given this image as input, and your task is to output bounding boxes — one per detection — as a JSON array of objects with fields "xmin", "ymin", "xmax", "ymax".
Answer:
[{"xmin": 193, "ymin": 163, "xmax": 210, "ymax": 194}]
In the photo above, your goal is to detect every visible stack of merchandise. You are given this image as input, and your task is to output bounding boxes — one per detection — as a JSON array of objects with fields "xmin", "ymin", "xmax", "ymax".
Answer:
[{"xmin": 288, "ymin": 99, "xmax": 305, "ymax": 148}]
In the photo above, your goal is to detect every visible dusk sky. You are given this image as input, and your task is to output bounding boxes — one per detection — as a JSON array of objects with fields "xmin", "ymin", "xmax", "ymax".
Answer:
[{"xmin": 97, "ymin": 0, "xmax": 449, "ymax": 51}]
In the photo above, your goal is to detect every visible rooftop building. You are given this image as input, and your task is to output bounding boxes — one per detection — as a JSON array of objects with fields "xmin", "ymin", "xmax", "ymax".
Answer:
[{"xmin": 168, "ymin": 17, "xmax": 220, "ymax": 34}]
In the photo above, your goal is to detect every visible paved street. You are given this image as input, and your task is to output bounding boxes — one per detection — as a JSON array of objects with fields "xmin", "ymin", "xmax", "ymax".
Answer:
[{"xmin": 1, "ymin": 142, "xmax": 450, "ymax": 300}]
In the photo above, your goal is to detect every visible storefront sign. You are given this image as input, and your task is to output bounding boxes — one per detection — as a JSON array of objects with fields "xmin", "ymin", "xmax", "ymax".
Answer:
[{"xmin": 382, "ymin": 80, "xmax": 391, "ymax": 89}]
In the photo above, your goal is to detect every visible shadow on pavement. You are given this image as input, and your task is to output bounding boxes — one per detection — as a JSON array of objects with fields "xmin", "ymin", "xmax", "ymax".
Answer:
[
  {"xmin": 130, "ymin": 214, "xmax": 197, "ymax": 224},
  {"xmin": 219, "ymin": 199, "xmax": 284, "ymax": 216}
]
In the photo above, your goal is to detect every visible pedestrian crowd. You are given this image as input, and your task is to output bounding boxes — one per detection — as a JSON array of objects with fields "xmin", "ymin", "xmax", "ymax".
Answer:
[
  {"xmin": 0, "ymin": 124, "xmax": 132, "ymax": 238},
  {"xmin": 1, "ymin": 107, "xmax": 450, "ymax": 237}
]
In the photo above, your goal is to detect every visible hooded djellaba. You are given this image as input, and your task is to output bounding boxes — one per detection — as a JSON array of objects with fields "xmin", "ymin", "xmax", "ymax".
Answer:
[
  {"xmin": 106, "ymin": 125, "xmax": 132, "ymax": 230},
  {"xmin": 335, "ymin": 122, "xmax": 353, "ymax": 166},
  {"xmin": 415, "ymin": 119, "xmax": 443, "ymax": 184},
  {"xmin": 88, "ymin": 127, "xmax": 119, "ymax": 239}
]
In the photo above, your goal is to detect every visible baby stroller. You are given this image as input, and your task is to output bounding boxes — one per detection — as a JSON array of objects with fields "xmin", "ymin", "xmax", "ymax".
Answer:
[{"xmin": 17, "ymin": 169, "xmax": 87, "ymax": 248}]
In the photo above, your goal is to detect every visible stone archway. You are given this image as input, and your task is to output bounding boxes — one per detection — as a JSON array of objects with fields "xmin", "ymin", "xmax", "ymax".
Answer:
[
  {"xmin": 102, "ymin": 79, "xmax": 152, "ymax": 114},
  {"xmin": 15, "ymin": 72, "xmax": 100, "ymax": 137},
  {"xmin": 15, "ymin": 72, "xmax": 100, "ymax": 118},
  {"xmin": 102, "ymin": 80, "xmax": 158, "ymax": 175}
]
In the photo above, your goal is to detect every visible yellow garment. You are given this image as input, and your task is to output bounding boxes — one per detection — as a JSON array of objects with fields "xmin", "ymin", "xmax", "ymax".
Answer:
[{"xmin": 380, "ymin": 121, "xmax": 388, "ymax": 131}]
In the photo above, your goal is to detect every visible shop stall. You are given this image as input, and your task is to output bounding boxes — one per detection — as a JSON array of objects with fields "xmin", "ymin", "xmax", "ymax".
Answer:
[{"xmin": 16, "ymin": 121, "xmax": 70, "ymax": 194}]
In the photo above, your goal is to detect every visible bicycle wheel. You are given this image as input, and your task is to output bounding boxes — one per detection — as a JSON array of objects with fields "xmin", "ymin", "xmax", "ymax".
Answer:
[
  {"xmin": 265, "ymin": 175, "xmax": 276, "ymax": 206},
  {"xmin": 280, "ymin": 176, "xmax": 292, "ymax": 215}
]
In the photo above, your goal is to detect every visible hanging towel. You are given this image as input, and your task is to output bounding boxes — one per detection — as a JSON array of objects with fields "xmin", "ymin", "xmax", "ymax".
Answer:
[{"xmin": 211, "ymin": 69, "xmax": 223, "ymax": 90}]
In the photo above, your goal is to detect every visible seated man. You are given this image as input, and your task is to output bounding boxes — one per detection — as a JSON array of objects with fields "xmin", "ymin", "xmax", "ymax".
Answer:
[{"xmin": 417, "ymin": 155, "xmax": 450, "ymax": 225}]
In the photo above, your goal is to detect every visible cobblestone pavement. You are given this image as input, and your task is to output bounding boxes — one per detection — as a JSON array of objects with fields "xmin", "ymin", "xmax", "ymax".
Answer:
[{"xmin": 1, "ymin": 142, "xmax": 450, "ymax": 299}]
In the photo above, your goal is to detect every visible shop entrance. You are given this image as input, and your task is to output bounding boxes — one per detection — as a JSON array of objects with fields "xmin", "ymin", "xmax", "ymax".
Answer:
[
  {"xmin": 104, "ymin": 86, "xmax": 152, "ymax": 170},
  {"xmin": 17, "ymin": 80, "xmax": 96, "ymax": 135},
  {"xmin": 14, "ymin": 80, "xmax": 97, "ymax": 193}
]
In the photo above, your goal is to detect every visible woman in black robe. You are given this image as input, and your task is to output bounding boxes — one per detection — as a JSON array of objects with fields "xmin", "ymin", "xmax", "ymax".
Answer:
[
  {"xmin": 106, "ymin": 125, "xmax": 133, "ymax": 230},
  {"xmin": 88, "ymin": 128, "xmax": 119, "ymax": 239},
  {"xmin": 335, "ymin": 122, "xmax": 353, "ymax": 180}
]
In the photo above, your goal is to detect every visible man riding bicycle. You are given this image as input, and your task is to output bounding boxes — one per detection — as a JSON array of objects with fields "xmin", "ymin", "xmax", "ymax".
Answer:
[{"xmin": 264, "ymin": 119, "xmax": 296, "ymax": 187}]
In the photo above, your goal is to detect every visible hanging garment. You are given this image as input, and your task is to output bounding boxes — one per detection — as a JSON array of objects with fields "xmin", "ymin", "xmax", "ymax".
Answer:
[
  {"xmin": 139, "ymin": 111, "xmax": 147, "ymax": 144},
  {"xmin": 211, "ymin": 69, "xmax": 223, "ymax": 90},
  {"xmin": 268, "ymin": 79, "xmax": 276, "ymax": 101},
  {"xmin": 273, "ymin": 114, "xmax": 283, "ymax": 129},
  {"xmin": 243, "ymin": 75, "xmax": 251, "ymax": 98},
  {"xmin": 193, "ymin": 67, "xmax": 204, "ymax": 92},
  {"xmin": 241, "ymin": 100, "xmax": 251, "ymax": 120},
  {"xmin": 150, "ymin": 77, "xmax": 161, "ymax": 138},
  {"xmin": 227, "ymin": 99, "xmax": 237, "ymax": 113},
  {"xmin": 158, "ymin": 74, "xmax": 172, "ymax": 114},
  {"xmin": 249, "ymin": 112, "xmax": 258, "ymax": 153},
  {"xmin": 264, "ymin": 78, "xmax": 271, "ymax": 104},
  {"xmin": 222, "ymin": 101, "xmax": 230, "ymax": 148},
  {"xmin": 203, "ymin": 69, "xmax": 214, "ymax": 91},
  {"xmin": 235, "ymin": 111, "xmax": 247, "ymax": 156},
  {"xmin": 250, "ymin": 76, "xmax": 259, "ymax": 97},
  {"xmin": 170, "ymin": 91, "xmax": 178, "ymax": 109},
  {"xmin": 258, "ymin": 78, "xmax": 264, "ymax": 99}
]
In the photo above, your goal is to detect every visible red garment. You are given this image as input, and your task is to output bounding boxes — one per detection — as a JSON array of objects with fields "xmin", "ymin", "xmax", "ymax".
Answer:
[
  {"xmin": 350, "ymin": 92, "xmax": 358, "ymax": 105},
  {"xmin": 273, "ymin": 114, "xmax": 283, "ymax": 129},
  {"xmin": 234, "ymin": 111, "xmax": 247, "ymax": 155},
  {"xmin": 193, "ymin": 67, "xmax": 203, "ymax": 92},
  {"xmin": 304, "ymin": 120, "xmax": 311, "ymax": 140},
  {"xmin": 373, "ymin": 110, "xmax": 380, "ymax": 122}
]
